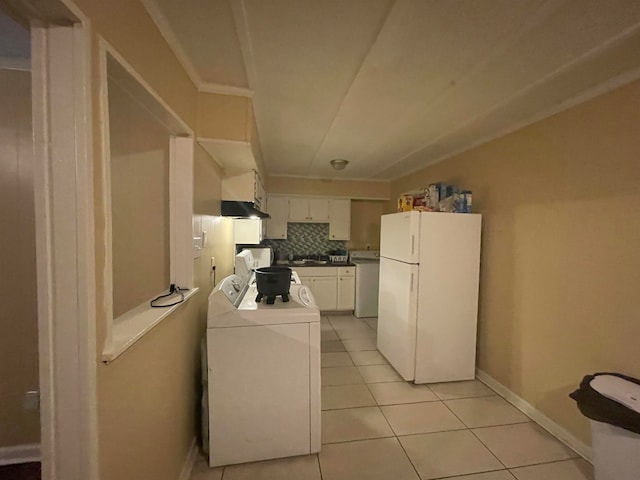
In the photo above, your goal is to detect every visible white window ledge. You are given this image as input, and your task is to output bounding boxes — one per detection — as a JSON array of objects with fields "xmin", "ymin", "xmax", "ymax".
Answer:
[{"xmin": 101, "ymin": 287, "xmax": 199, "ymax": 363}]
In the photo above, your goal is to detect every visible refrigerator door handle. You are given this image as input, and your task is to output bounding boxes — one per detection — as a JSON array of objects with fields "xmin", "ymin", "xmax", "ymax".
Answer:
[
  {"xmin": 410, "ymin": 273, "xmax": 414, "ymax": 292},
  {"xmin": 411, "ymin": 235, "xmax": 415, "ymax": 255}
]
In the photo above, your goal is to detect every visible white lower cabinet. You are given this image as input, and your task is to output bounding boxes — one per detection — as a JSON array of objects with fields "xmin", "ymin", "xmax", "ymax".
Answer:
[
  {"xmin": 308, "ymin": 277, "xmax": 337, "ymax": 311},
  {"xmin": 298, "ymin": 266, "xmax": 354, "ymax": 311},
  {"xmin": 337, "ymin": 267, "xmax": 355, "ymax": 310}
]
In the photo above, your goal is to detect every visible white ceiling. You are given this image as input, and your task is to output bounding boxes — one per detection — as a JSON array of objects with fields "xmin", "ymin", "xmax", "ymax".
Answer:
[{"xmin": 146, "ymin": 0, "xmax": 640, "ymax": 180}]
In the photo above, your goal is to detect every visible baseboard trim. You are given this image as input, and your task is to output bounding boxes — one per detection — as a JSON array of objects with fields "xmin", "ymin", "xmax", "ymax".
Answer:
[
  {"xmin": 0, "ymin": 444, "xmax": 41, "ymax": 466},
  {"xmin": 178, "ymin": 438, "xmax": 198, "ymax": 480},
  {"xmin": 476, "ymin": 369, "xmax": 592, "ymax": 462}
]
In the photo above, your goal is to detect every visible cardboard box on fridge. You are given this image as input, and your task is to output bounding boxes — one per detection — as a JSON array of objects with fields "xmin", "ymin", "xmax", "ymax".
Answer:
[
  {"xmin": 412, "ymin": 194, "xmax": 434, "ymax": 212},
  {"xmin": 397, "ymin": 195, "xmax": 414, "ymax": 212}
]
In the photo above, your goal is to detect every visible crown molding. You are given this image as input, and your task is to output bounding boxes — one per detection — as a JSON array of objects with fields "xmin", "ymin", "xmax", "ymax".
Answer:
[
  {"xmin": 198, "ymin": 82, "xmax": 253, "ymax": 97},
  {"xmin": 230, "ymin": 0, "xmax": 258, "ymax": 94},
  {"xmin": 382, "ymin": 57, "xmax": 640, "ymax": 182},
  {"xmin": 142, "ymin": 0, "xmax": 254, "ymax": 99},
  {"xmin": 140, "ymin": 0, "xmax": 202, "ymax": 89}
]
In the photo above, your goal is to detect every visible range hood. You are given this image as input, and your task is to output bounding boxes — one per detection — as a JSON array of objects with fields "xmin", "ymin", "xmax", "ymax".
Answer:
[{"xmin": 221, "ymin": 201, "xmax": 270, "ymax": 219}]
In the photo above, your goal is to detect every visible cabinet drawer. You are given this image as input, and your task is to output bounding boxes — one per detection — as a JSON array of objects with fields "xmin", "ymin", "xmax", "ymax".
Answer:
[
  {"xmin": 338, "ymin": 267, "xmax": 355, "ymax": 277},
  {"xmin": 293, "ymin": 266, "xmax": 337, "ymax": 276}
]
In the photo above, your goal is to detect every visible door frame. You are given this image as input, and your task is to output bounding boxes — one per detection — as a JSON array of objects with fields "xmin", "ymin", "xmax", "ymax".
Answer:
[{"xmin": 31, "ymin": 7, "xmax": 98, "ymax": 480}]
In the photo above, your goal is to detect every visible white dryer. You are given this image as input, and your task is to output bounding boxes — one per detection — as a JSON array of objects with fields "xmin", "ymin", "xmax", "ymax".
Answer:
[{"xmin": 205, "ymin": 274, "xmax": 320, "ymax": 467}]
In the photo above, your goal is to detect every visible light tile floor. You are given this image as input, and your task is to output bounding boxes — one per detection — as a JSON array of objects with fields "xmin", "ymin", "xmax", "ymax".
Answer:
[{"xmin": 192, "ymin": 314, "xmax": 593, "ymax": 480}]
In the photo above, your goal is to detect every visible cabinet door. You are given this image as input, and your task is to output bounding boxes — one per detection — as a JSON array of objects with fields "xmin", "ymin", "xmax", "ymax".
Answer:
[
  {"xmin": 266, "ymin": 196, "xmax": 289, "ymax": 239},
  {"xmin": 337, "ymin": 275, "xmax": 355, "ymax": 310},
  {"xmin": 255, "ymin": 174, "xmax": 266, "ymax": 209},
  {"xmin": 234, "ymin": 219, "xmax": 262, "ymax": 244},
  {"xmin": 289, "ymin": 198, "xmax": 310, "ymax": 221},
  {"xmin": 308, "ymin": 199, "xmax": 329, "ymax": 221},
  {"xmin": 310, "ymin": 277, "xmax": 337, "ymax": 311},
  {"xmin": 329, "ymin": 199, "xmax": 351, "ymax": 240}
]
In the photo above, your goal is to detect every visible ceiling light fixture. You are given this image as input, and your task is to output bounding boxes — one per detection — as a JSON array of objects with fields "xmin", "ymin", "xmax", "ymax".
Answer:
[{"xmin": 330, "ymin": 159, "xmax": 349, "ymax": 170}]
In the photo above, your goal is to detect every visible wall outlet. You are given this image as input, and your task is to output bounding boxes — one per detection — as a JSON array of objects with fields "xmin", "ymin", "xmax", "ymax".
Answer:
[
  {"xmin": 366, "ymin": 244, "xmax": 370, "ymax": 250},
  {"xmin": 23, "ymin": 391, "xmax": 39, "ymax": 411}
]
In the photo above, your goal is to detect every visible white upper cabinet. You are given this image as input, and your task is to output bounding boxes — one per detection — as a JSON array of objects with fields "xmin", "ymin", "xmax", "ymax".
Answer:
[
  {"xmin": 329, "ymin": 199, "xmax": 351, "ymax": 240},
  {"xmin": 265, "ymin": 195, "xmax": 289, "ymax": 239},
  {"xmin": 289, "ymin": 198, "xmax": 329, "ymax": 222},
  {"xmin": 289, "ymin": 198, "xmax": 310, "ymax": 221},
  {"xmin": 308, "ymin": 199, "xmax": 329, "ymax": 221},
  {"xmin": 234, "ymin": 218, "xmax": 263, "ymax": 244},
  {"xmin": 265, "ymin": 195, "xmax": 351, "ymax": 240}
]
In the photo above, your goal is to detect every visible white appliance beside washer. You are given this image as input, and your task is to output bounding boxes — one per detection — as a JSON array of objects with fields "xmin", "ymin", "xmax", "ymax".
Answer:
[
  {"xmin": 236, "ymin": 246, "xmax": 273, "ymax": 270},
  {"xmin": 350, "ymin": 250, "xmax": 380, "ymax": 318},
  {"xmin": 235, "ymin": 249, "xmax": 301, "ymax": 285},
  {"xmin": 205, "ymin": 273, "xmax": 320, "ymax": 467}
]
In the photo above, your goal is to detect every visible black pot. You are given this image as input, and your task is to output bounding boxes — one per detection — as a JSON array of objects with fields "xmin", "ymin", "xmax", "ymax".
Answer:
[{"xmin": 254, "ymin": 266, "xmax": 292, "ymax": 297}]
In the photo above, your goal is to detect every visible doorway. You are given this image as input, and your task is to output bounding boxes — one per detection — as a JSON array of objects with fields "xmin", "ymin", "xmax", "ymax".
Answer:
[
  {"xmin": 0, "ymin": 10, "xmax": 40, "ymax": 480},
  {"xmin": 0, "ymin": 1, "xmax": 97, "ymax": 479}
]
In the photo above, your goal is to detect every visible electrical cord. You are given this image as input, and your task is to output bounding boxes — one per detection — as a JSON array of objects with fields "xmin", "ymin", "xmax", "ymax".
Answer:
[{"xmin": 150, "ymin": 283, "xmax": 189, "ymax": 308}]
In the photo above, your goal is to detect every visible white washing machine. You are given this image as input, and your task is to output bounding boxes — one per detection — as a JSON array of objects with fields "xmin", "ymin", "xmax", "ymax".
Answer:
[{"xmin": 205, "ymin": 274, "xmax": 320, "ymax": 467}]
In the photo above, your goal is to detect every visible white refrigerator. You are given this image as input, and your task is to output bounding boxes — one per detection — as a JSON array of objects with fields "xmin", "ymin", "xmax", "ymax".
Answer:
[{"xmin": 377, "ymin": 211, "xmax": 482, "ymax": 384}]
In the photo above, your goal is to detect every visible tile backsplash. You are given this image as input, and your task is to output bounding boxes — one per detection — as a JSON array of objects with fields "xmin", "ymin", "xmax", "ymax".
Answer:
[{"xmin": 262, "ymin": 223, "xmax": 346, "ymax": 256}]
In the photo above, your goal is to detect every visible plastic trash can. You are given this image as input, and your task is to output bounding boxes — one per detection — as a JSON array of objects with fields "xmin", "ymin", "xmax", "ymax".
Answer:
[{"xmin": 570, "ymin": 373, "xmax": 640, "ymax": 480}]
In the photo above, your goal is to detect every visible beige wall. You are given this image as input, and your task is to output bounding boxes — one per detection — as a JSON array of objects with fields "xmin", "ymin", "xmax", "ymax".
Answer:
[
  {"xmin": 267, "ymin": 175, "xmax": 390, "ymax": 200},
  {"xmin": 346, "ymin": 200, "xmax": 384, "ymax": 251},
  {"xmin": 76, "ymin": 0, "xmax": 198, "ymax": 128},
  {"xmin": 194, "ymin": 143, "xmax": 223, "ymax": 216},
  {"xmin": 66, "ymin": 1, "xmax": 225, "ymax": 478},
  {"xmin": 197, "ymin": 92, "xmax": 252, "ymax": 142},
  {"xmin": 391, "ymin": 78, "xmax": 640, "ymax": 445},
  {"xmin": 0, "ymin": 69, "xmax": 39, "ymax": 447},
  {"xmin": 96, "ymin": 299, "xmax": 201, "ymax": 480},
  {"xmin": 109, "ymin": 77, "xmax": 171, "ymax": 318},
  {"xmin": 97, "ymin": 149, "xmax": 231, "ymax": 480}
]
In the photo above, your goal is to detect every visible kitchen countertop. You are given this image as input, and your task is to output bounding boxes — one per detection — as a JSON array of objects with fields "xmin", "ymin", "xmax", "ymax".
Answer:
[{"xmin": 275, "ymin": 260, "xmax": 355, "ymax": 267}]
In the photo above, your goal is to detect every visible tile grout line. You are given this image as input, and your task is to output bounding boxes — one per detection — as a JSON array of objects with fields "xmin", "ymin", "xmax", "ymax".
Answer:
[
  {"xmin": 358, "ymin": 363, "xmax": 427, "ymax": 479},
  {"xmin": 322, "ymin": 318, "xmax": 569, "ymax": 478},
  {"xmin": 374, "ymin": 384, "xmax": 423, "ymax": 480},
  {"xmin": 427, "ymin": 466, "xmax": 514, "ymax": 480},
  {"xmin": 315, "ymin": 452, "xmax": 324, "ymax": 480},
  {"xmin": 439, "ymin": 397, "xmax": 509, "ymax": 471},
  {"xmin": 328, "ymin": 318, "xmax": 512, "ymax": 478},
  {"xmin": 507, "ymin": 456, "xmax": 588, "ymax": 471},
  {"xmin": 461, "ymin": 379, "xmax": 582, "ymax": 469},
  {"xmin": 321, "ymin": 433, "xmax": 396, "ymax": 446}
]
